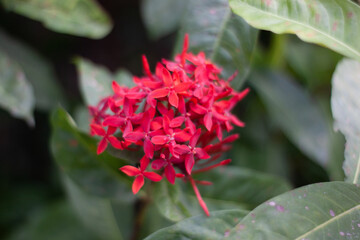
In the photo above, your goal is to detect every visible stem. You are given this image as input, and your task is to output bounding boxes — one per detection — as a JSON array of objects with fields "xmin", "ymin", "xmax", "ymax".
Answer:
[{"xmin": 130, "ymin": 197, "xmax": 150, "ymax": 240}]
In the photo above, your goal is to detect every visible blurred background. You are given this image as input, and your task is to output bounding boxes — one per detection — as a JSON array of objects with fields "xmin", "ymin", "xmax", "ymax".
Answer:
[{"xmin": 0, "ymin": 0, "xmax": 345, "ymax": 239}]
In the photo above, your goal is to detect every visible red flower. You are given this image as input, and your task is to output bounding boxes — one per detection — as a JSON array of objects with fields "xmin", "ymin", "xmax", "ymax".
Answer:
[
  {"xmin": 89, "ymin": 34, "xmax": 248, "ymax": 216},
  {"xmin": 120, "ymin": 156, "xmax": 162, "ymax": 194}
]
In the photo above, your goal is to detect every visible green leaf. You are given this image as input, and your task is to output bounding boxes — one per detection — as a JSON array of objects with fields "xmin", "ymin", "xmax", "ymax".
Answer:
[
  {"xmin": 227, "ymin": 182, "xmax": 360, "ymax": 239},
  {"xmin": 0, "ymin": 29, "xmax": 66, "ymax": 110},
  {"xmin": 76, "ymin": 58, "xmax": 134, "ymax": 106},
  {"xmin": 153, "ymin": 166, "xmax": 291, "ymax": 222},
  {"xmin": 141, "ymin": 0, "xmax": 188, "ymax": 40},
  {"xmin": 1, "ymin": 0, "xmax": 112, "ymax": 39},
  {"xmin": 175, "ymin": 0, "xmax": 258, "ymax": 89},
  {"xmin": 145, "ymin": 209, "xmax": 248, "ymax": 240},
  {"xmin": 153, "ymin": 181, "xmax": 193, "ymax": 222},
  {"xmin": 63, "ymin": 175, "xmax": 134, "ymax": 240},
  {"xmin": 194, "ymin": 166, "xmax": 292, "ymax": 208},
  {"xmin": 251, "ymin": 71, "xmax": 330, "ymax": 167},
  {"xmin": 331, "ymin": 59, "xmax": 360, "ymax": 184},
  {"xmin": 0, "ymin": 49, "xmax": 35, "ymax": 125},
  {"xmin": 229, "ymin": 0, "xmax": 360, "ymax": 61},
  {"xmin": 50, "ymin": 107, "xmax": 133, "ymax": 199},
  {"xmin": 6, "ymin": 201, "xmax": 99, "ymax": 240}
]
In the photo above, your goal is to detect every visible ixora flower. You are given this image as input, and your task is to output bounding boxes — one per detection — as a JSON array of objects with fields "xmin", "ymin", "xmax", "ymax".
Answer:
[{"xmin": 89, "ymin": 34, "xmax": 249, "ymax": 216}]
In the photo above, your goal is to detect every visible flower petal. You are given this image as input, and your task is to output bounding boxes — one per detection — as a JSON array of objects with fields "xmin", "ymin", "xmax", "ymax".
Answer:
[
  {"xmin": 170, "ymin": 116, "xmax": 185, "ymax": 128},
  {"xmin": 149, "ymin": 88, "xmax": 169, "ymax": 99},
  {"xmin": 185, "ymin": 154, "xmax": 194, "ymax": 174},
  {"xmin": 144, "ymin": 138, "xmax": 154, "ymax": 159},
  {"xmin": 168, "ymin": 91, "xmax": 179, "ymax": 108},
  {"xmin": 108, "ymin": 136, "xmax": 123, "ymax": 149},
  {"xmin": 124, "ymin": 132, "xmax": 145, "ymax": 143},
  {"xmin": 140, "ymin": 155, "xmax": 150, "ymax": 172},
  {"xmin": 143, "ymin": 171, "xmax": 162, "ymax": 182},
  {"xmin": 151, "ymin": 135, "xmax": 169, "ymax": 145},
  {"xmin": 151, "ymin": 159, "xmax": 166, "ymax": 170},
  {"xmin": 204, "ymin": 112, "xmax": 213, "ymax": 131},
  {"xmin": 90, "ymin": 124, "xmax": 106, "ymax": 136},
  {"xmin": 132, "ymin": 175, "xmax": 145, "ymax": 194},
  {"xmin": 120, "ymin": 165, "xmax": 140, "ymax": 176},
  {"xmin": 174, "ymin": 131, "xmax": 191, "ymax": 142},
  {"xmin": 165, "ymin": 164, "xmax": 175, "ymax": 184},
  {"xmin": 162, "ymin": 68, "xmax": 173, "ymax": 87},
  {"xmin": 103, "ymin": 116, "xmax": 125, "ymax": 127},
  {"xmin": 195, "ymin": 148, "xmax": 210, "ymax": 159},
  {"xmin": 190, "ymin": 128, "xmax": 201, "ymax": 147},
  {"xmin": 97, "ymin": 138, "xmax": 108, "ymax": 154}
]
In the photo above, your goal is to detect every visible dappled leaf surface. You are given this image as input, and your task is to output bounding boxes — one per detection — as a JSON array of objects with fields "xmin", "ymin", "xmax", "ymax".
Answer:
[
  {"xmin": 0, "ymin": 29, "xmax": 66, "ymax": 110},
  {"xmin": 175, "ymin": 0, "xmax": 258, "ymax": 89},
  {"xmin": 0, "ymin": 49, "xmax": 35, "ymax": 125},
  {"xmin": 331, "ymin": 59, "xmax": 360, "ymax": 184},
  {"xmin": 1, "ymin": 0, "xmax": 112, "ymax": 39},
  {"xmin": 145, "ymin": 210, "xmax": 248, "ymax": 240},
  {"xmin": 50, "ymin": 107, "xmax": 133, "ymax": 199},
  {"xmin": 141, "ymin": 0, "xmax": 188, "ymax": 40},
  {"xmin": 251, "ymin": 71, "xmax": 330, "ymax": 167},
  {"xmin": 227, "ymin": 182, "xmax": 360, "ymax": 239},
  {"xmin": 229, "ymin": 0, "xmax": 360, "ymax": 61}
]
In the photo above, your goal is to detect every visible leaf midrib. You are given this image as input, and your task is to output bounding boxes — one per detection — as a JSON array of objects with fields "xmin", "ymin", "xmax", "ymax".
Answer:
[
  {"xmin": 295, "ymin": 204, "xmax": 360, "ymax": 239},
  {"xmin": 230, "ymin": 0, "xmax": 360, "ymax": 59}
]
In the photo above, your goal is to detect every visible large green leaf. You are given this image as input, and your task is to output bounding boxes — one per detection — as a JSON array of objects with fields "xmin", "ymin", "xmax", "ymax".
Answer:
[
  {"xmin": 1, "ymin": 0, "xmax": 112, "ymax": 39},
  {"xmin": 63, "ymin": 176, "xmax": 133, "ymax": 240},
  {"xmin": 194, "ymin": 166, "xmax": 292, "ymax": 208},
  {"xmin": 175, "ymin": 0, "xmax": 258, "ymax": 89},
  {"xmin": 0, "ymin": 49, "xmax": 35, "ymax": 125},
  {"xmin": 141, "ymin": 0, "xmax": 188, "ymax": 40},
  {"xmin": 6, "ymin": 201, "xmax": 98, "ymax": 240},
  {"xmin": 50, "ymin": 107, "xmax": 133, "ymax": 199},
  {"xmin": 154, "ymin": 166, "xmax": 291, "ymax": 222},
  {"xmin": 331, "ymin": 59, "xmax": 360, "ymax": 184},
  {"xmin": 227, "ymin": 182, "xmax": 360, "ymax": 239},
  {"xmin": 145, "ymin": 209, "xmax": 248, "ymax": 240},
  {"xmin": 251, "ymin": 71, "xmax": 330, "ymax": 167},
  {"xmin": 76, "ymin": 58, "xmax": 133, "ymax": 106},
  {"xmin": 229, "ymin": 0, "xmax": 360, "ymax": 61},
  {"xmin": 0, "ymin": 29, "xmax": 66, "ymax": 110}
]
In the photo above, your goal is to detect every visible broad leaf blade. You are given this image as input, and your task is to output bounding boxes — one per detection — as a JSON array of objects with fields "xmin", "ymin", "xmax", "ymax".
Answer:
[
  {"xmin": 1, "ymin": 0, "xmax": 112, "ymax": 39},
  {"xmin": 331, "ymin": 59, "xmax": 360, "ymax": 184},
  {"xmin": 76, "ymin": 58, "xmax": 134, "ymax": 106},
  {"xmin": 6, "ymin": 201, "xmax": 99, "ymax": 240},
  {"xmin": 194, "ymin": 166, "xmax": 292, "ymax": 208},
  {"xmin": 63, "ymin": 176, "xmax": 133, "ymax": 240},
  {"xmin": 0, "ymin": 49, "xmax": 35, "ymax": 125},
  {"xmin": 141, "ymin": 0, "xmax": 188, "ymax": 40},
  {"xmin": 229, "ymin": 0, "xmax": 360, "ymax": 61},
  {"xmin": 251, "ymin": 71, "xmax": 330, "ymax": 167},
  {"xmin": 228, "ymin": 182, "xmax": 360, "ymax": 239},
  {"xmin": 0, "ymin": 29, "xmax": 66, "ymax": 110},
  {"xmin": 50, "ymin": 107, "xmax": 133, "ymax": 199},
  {"xmin": 175, "ymin": 0, "xmax": 258, "ymax": 89},
  {"xmin": 145, "ymin": 210, "xmax": 248, "ymax": 240}
]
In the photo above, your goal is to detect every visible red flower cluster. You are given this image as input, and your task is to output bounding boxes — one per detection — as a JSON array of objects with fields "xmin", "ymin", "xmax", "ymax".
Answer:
[{"xmin": 89, "ymin": 34, "xmax": 249, "ymax": 216}]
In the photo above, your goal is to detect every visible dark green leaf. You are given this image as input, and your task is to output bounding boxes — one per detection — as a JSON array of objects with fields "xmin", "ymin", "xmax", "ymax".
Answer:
[
  {"xmin": 145, "ymin": 210, "xmax": 248, "ymax": 240},
  {"xmin": 331, "ymin": 59, "xmax": 360, "ymax": 184},
  {"xmin": 76, "ymin": 58, "xmax": 134, "ymax": 106},
  {"xmin": 1, "ymin": 0, "xmax": 112, "ymax": 39},
  {"xmin": 6, "ymin": 201, "xmax": 98, "ymax": 240},
  {"xmin": 194, "ymin": 166, "xmax": 292, "ymax": 208},
  {"xmin": 227, "ymin": 182, "xmax": 360, "ymax": 239},
  {"xmin": 0, "ymin": 49, "xmax": 35, "ymax": 125},
  {"xmin": 175, "ymin": 0, "xmax": 258, "ymax": 89},
  {"xmin": 50, "ymin": 107, "xmax": 133, "ymax": 199},
  {"xmin": 251, "ymin": 71, "xmax": 330, "ymax": 167},
  {"xmin": 63, "ymin": 175, "xmax": 134, "ymax": 240},
  {"xmin": 0, "ymin": 29, "xmax": 66, "ymax": 110},
  {"xmin": 141, "ymin": 0, "xmax": 188, "ymax": 40},
  {"xmin": 229, "ymin": 0, "xmax": 360, "ymax": 61}
]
